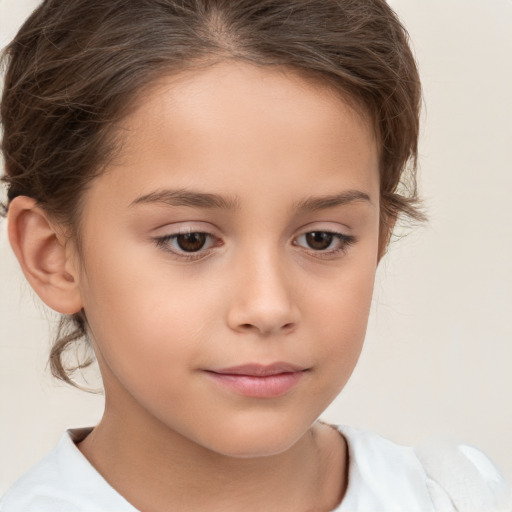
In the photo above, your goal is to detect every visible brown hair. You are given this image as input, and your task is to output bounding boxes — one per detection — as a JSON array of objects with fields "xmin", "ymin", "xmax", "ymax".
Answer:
[{"xmin": 1, "ymin": 0, "xmax": 424, "ymax": 389}]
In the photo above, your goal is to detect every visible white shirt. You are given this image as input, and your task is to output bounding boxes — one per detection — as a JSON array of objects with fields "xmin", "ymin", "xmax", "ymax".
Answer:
[{"xmin": 1, "ymin": 425, "xmax": 510, "ymax": 511}]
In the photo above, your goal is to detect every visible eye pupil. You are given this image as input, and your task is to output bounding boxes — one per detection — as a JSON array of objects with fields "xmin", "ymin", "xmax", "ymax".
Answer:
[
  {"xmin": 306, "ymin": 231, "xmax": 333, "ymax": 250},
  {"xmin": 177, "ymin": 233, "xmax": 207, "ymax": 252}
]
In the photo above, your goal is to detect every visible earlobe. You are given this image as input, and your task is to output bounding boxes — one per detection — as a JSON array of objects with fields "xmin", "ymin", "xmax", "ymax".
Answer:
[{"xmin": 7, "ymin": 196, "xmax": 83, "ymax": 315}]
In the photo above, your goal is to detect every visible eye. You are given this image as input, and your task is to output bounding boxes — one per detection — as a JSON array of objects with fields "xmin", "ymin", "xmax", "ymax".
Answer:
[
  {"xmin": 294, "ymin": 230, "xmax": 356, "ymax": 256},
  {"xmin": 154, "ymin": 231, "xmax": 219, "ymax": 260},
  {"xmin": 172, "ymin": 232, "xmax": 208, "ymax": 252},
  {"xmin": 302, "ymin": 232, "xmax": 335, "ymax": 251}
]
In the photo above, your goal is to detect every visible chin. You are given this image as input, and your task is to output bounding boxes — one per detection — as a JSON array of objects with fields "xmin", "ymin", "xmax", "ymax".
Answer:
[
  {"xmin": 207, "ymin": 436, "xmax": 300, "ymax": 459},
  {"xmin": 193, "ymin": 415, "xmax": 313, "ymax": 459}
]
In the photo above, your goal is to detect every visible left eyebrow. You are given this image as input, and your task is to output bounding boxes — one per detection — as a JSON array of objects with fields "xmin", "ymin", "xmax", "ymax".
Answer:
[{"xmin": 294, "ymin": 190, "xmax": 372, "ymax": 212}]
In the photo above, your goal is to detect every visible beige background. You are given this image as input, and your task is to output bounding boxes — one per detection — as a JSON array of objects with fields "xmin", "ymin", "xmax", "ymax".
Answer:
[{"xmin": 1, "ymin": 0, "xmax": 511, "ymax": 494}]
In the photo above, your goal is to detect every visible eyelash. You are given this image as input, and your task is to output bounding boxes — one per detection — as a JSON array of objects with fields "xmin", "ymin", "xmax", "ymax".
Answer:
[
  {"xmin": 153, "ymin": 230, "xmax": 357, "ymax": 262},
  {"xmin": 154, "ymin": 232, "xmax": 220, "ymax": 262},
  {"xmin": 293, "ymin": 232, "xmax": 356, "ymax": 259}
]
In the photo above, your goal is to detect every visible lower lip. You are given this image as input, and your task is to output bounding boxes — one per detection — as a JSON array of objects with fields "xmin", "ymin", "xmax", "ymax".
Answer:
[{"xmin": 205, "ymin": 371, "xmax": 305, "ymax": 398}]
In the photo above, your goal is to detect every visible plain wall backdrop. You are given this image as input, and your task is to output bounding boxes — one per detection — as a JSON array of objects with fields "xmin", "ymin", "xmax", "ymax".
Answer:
[{"xmin": 1, "ymin": 0, "xmax": 511, "ymax": 494}]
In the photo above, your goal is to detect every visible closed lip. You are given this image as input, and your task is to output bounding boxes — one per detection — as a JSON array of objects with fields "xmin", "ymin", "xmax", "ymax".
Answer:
[
  {"xmin": 206, "ymin": 362, "xmax": 309, "ymax": 376},
  {"xmin": 204, "ymin": 362, "xmax": 309, "ymax": 398}
]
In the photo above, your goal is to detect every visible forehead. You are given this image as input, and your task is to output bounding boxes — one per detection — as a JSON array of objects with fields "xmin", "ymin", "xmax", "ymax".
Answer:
[{"xmin": 101, "ymin": 61, "xmax": 379, "ymax": 206}]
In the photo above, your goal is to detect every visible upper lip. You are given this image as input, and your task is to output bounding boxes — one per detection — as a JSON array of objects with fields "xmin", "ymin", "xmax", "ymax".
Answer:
[{"xmin": 208, "ymin": 362, "xmax": 308, "ymax": 376}]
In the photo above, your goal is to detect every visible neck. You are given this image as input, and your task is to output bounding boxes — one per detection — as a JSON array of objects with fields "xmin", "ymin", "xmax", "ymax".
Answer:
[{"xmin": 78, "ymin": 396, "xmax": 346, "ymax": 512}]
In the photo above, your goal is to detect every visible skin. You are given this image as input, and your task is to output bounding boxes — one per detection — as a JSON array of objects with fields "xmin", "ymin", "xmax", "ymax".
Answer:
[{"xmin": 9, "ymin": 61, "xmax": 385, "ymax": 511}]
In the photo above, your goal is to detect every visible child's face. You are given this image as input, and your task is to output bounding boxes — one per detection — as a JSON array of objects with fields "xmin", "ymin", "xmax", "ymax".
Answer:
[{"xmin": 73, "ymin": 61, "xmax": 381, "ymax": 457}]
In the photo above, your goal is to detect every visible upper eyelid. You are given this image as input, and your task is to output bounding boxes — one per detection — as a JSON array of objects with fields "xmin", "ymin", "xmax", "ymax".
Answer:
[
  {"xmin": 155, "ymin": 229, "xmax": 351, "ymax": 242},
  {"xmin": 153, "ymin": 222, "xmax": 352, "ymax": 239},
  {"xmin": 152, "ymin": 221, "xmax": 220, "ymax": 236},
  {"xmin": 154, "ymin": 229, "xmax": 354, "ymax": 253},
  {"xmin": 295, "ymin": 220, "xmax": 352, "ymax": 233}
]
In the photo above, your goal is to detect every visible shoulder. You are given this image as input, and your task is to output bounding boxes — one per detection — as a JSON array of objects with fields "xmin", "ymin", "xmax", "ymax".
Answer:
[
  {"xmin": 0, "ymin": 428, "xmax": 137, "ymax": 512},
  {"xmin": 336, "ymin": 425, "xmax": 434, "ymax": 511},
  {"xmin": 336, "ymin": 425, "xmax": 512, "ymax": 512},
  {"xmin": 415, "ymin": 439, "xmax": 512, "ymax": 512}
]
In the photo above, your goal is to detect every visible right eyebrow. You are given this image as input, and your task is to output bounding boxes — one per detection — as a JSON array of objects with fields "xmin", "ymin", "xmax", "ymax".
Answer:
[{"xmin": 129, "ymin": 188, "xmax": 240, "ymax": 210}]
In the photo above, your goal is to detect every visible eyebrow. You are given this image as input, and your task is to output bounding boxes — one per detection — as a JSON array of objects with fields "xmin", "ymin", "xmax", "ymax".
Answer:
[
  {"xmin": 294, "ymin": 190, "xmax": 372, "ymax": 212},
  {"xmin": 129, "ymin": 189, "xmax": 240, "ymax": 210},
  {"xmin": 129, "ymin": 188, "xmax": 371, "ymax": 211}
]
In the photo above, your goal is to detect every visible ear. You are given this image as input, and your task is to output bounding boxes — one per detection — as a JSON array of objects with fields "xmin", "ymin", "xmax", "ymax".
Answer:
[
  {"xmin": 7, "ymin": 196, "xmax": 83, "ymax": 315},
  {"xmin": 377, "ymin": 212, "xmax": 397, "ymax": 263}
]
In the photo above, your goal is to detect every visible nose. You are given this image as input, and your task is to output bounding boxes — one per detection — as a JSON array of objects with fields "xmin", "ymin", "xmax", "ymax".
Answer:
[{"xmin": 226, "ymin": 249, "xmax": 300, "ymax": 336}]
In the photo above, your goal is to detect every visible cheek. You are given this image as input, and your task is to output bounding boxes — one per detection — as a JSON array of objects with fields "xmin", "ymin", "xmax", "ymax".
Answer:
[
  {"xmin": 78, "ymin": 236, "xmax": 218, "ymax": 380},
  {"xmin": 304, "ymin": 253, "xmax": 377, "ymax": 382}
]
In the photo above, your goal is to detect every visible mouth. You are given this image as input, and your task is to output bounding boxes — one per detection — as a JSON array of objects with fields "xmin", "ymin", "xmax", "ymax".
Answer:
[{"xmin": 204, "ymin": 362, "xmax": 309, "ymax": 398}]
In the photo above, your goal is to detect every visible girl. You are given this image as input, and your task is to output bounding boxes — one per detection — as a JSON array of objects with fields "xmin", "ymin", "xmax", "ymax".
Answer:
[{"xmin": 0, "ymin": 0, "xmax": 510, "ymax": 510}]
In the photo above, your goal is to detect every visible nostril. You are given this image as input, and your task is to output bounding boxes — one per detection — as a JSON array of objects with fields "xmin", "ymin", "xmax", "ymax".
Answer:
[{"xmin": 238, "ymin": 322, "xmax": 295, "ymax": 334}]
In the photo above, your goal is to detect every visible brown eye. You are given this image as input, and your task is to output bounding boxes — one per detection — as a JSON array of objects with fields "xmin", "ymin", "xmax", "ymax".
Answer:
[
  {"xmin": 176, "ymin": 233, "xmax": 207, "ymax": 252},
  {"xmin": 305, "ymin": 231, "xmax": 334, "ymax": 250},
  {"xmin": 294, "ymin": 230, "xmax": 356, "ymax": 257},
  {"xmin": 154, "ymin": 231, "xmax": 219, "ymax": 261}
]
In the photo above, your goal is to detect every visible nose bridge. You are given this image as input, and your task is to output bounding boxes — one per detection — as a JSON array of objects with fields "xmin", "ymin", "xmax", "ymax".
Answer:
[{"xmin": 227, "ymin": 241, "xmax": 299, "ymax": 335}]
